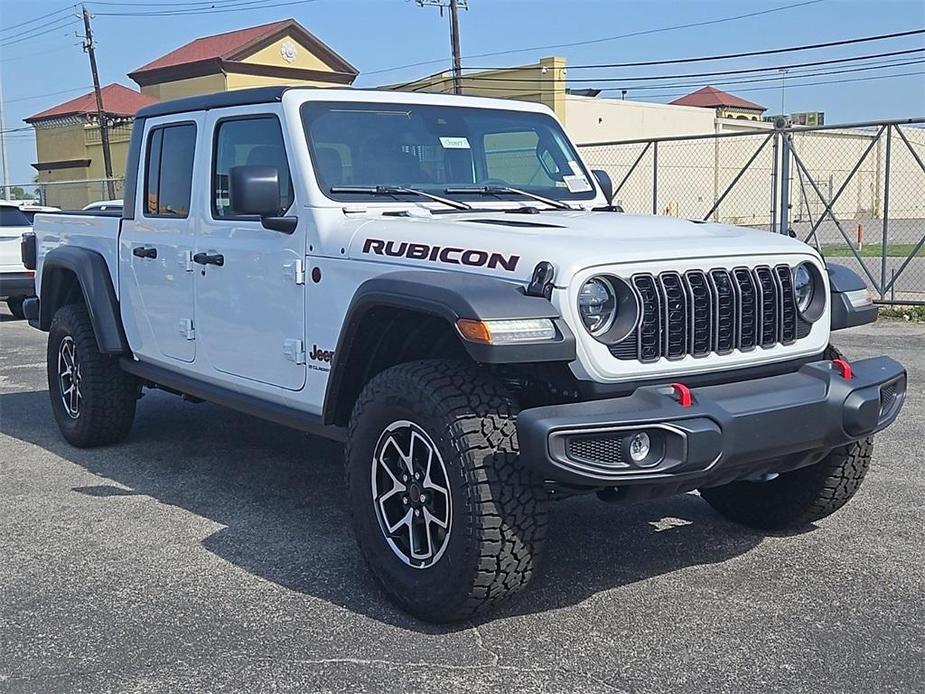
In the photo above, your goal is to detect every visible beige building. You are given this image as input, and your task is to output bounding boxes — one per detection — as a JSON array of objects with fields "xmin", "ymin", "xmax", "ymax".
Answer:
[{"xmin": 26, "ymin": 19, "xmax": 357, "ymax": 208}]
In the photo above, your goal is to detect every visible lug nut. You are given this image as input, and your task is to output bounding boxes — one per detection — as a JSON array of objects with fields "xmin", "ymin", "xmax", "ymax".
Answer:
[
  {"xmin": 420, "ymin": 494, "xmax": 428, "ymax": 503},
  {"xmin": 414, "ymin": 472, "xmax": 421, "ymax": 480},
  {"xmin": 402, "ymin": 496, "xmax": 409, "ymax": 505},
  {"xmin": 415, "ymin": 509, "xmax": 421, "ymax": 517}
]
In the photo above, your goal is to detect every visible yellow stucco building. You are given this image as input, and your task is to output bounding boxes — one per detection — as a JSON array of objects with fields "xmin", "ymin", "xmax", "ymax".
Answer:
[{"xmin": 27, "ymin": 19, "xmax": 357, "ymax": 208}]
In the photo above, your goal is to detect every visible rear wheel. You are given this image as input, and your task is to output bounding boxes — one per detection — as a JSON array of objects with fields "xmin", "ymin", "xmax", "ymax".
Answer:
[
  {"xmin": 47, "ymin": 303, "xmax": 138, "ymax": 447},
  {"xmin": 6, "ymin": 296, "xmax": 25, "ymax": 319},
  {"xmin": 345, "ymin": 360, "xmax": 547, "ymax": 623}
]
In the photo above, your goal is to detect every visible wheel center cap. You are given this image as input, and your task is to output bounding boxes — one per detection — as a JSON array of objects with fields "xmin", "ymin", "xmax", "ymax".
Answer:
[{"xmin": 409, "ymin": 483, "xmax": 422, "ymax": 504}]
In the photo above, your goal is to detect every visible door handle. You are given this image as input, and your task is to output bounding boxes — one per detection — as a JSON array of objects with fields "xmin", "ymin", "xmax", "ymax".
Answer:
[
  {"xmin": 193, "ymin": 251, "xmax": 224, "ymax": 267},
  {"xmin": 132, "ymin": 246, "xmax": 157, "ymax": 259}
]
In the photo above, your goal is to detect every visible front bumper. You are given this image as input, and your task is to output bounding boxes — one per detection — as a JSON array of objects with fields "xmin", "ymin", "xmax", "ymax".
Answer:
[{"xmin": 517, "ymin": 356, "xmax": 906, "ymax": 491}]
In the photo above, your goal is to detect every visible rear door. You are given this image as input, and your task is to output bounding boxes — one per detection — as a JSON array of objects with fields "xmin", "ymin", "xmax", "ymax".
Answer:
[
  {"xmin": 119, "ymin": 117, "xmax": 201, "ymax": 363},
  {"xmin": 195, "ymin": 110, "xmax": 306, "ymax": 390}
]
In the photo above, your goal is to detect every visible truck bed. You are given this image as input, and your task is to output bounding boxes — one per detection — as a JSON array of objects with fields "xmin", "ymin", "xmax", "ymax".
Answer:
[{"xmin": 33, "ymin": 212, "xmax": 122, "ymax": 299}]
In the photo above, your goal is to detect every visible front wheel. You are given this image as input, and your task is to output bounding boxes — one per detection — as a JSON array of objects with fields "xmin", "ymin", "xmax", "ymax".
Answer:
[
  {"xmin": 699, "ymin": 438, "xmax": 873, "ymax": 530},
  {"xmin": 345, "ymin": 360, "xmax": 547, "ymax": 623},
  {"xmin": 47, "ymin": 303, "xmax": 139, "ymax": 447}
]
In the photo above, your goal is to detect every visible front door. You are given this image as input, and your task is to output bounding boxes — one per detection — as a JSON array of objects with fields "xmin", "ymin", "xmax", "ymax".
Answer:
[
  {"xmin": 195, "ymin": 112, "xmax": 306, "ymax": 391},
  {"xmin": 119, "ymin": 119, "xmax": 200, "ymax": 363}
]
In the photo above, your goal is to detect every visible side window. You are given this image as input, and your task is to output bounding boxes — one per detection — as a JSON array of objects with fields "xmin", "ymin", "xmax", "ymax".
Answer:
[
  {"xmin": 212, "ymin": 117, "xmax": 293, "ymax": 218},
  {"xmin": 144, "ymin": 124, "xmax": 196, "ymax": 217}
]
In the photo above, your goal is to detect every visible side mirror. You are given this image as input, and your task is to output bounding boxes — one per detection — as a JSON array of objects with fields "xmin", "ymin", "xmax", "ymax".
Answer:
[
  {"xmin": 229, "ymin": 165, "xmax": 281, "ymax": 217},
  {"xmin": 592, "ymin": 169, "xmax": 613, "ymax": 203}
]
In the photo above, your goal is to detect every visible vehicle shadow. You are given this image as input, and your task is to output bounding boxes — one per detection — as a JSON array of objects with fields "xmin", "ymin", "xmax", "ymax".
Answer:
[{"xmin": 1, "ymin": 388, "xmax": 783, "ymax": 633}]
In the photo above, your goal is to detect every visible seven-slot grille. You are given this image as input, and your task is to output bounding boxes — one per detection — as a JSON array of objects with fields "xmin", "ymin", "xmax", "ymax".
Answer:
[{"xmin": 613, "ymin": 265, "xmax": 801, "ymax": 362}]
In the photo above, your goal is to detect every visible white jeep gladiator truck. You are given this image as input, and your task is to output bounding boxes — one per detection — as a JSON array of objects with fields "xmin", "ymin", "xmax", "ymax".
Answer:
[{"xmin": 23, "ymin": 87, "xmax": 906, "ymax": 622}]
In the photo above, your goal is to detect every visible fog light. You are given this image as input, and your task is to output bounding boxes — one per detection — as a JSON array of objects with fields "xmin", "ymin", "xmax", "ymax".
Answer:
[{"xmin": 628, "ymin": 432, "xmax": 651, "ymax": 463}]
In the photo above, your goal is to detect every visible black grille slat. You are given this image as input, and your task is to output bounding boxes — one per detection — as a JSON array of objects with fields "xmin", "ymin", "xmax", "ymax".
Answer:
[
  {"xmin": 661, "ymin": 272, "xmax": 688, "ymax": 359},
  {"xmin": 633, "ymin": 275, "xmax": 662, "ymax": 362},
  {"xmin": 710, "ymin": 269, "xmax": 737, "ymax": 354},
  {"xmin": 733, "ymin": 268, "xmax": 758, "ymax": 350},
  {"xmin": 775, "ymin": 265, "xmax": 798, "ymax": 344},
  {"xmin": 755, "ymin": 267, "xmax": 779, "ymax": 347},
  {"xmin": 686, "ymin": 271, "xmax": 712, "ymax": 357}
]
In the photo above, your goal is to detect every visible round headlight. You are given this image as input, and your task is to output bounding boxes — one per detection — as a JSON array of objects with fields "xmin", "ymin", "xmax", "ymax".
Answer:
[
  {"xmin": 792, "ymin": 263, "xmax": 815, "ymax": 314},
  {"xmin": 578, "ymin": 276, "xmax": 617, "ymax": 335}
]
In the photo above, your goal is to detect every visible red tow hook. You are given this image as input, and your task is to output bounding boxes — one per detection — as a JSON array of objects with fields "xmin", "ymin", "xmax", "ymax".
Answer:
[
  {"xmin": 832, "ymin": 358, "xmax": 854, "ymax": 380},
  {"xmin": 670, "ymin": 382, "xmax": 693, "ymax": 408}
]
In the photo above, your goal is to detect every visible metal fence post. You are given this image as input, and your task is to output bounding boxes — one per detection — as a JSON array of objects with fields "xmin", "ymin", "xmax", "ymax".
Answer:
[
  {"xmin": 650, "ymin": 140, "xmax": 659, "ymax": 215},
  {"xmin": 880, "ymin": 125, "xmax": 892, "ymax": 299},
  {"xmin": 778, "ymin": 132, "xmax": 791, "ymax": 235},
  {"xmin": 770, "ymin": 131, "xmax": 779, "ymax": 234}
]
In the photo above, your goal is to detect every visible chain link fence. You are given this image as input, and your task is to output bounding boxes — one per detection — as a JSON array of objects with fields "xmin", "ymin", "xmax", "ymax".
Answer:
[
  {"xmin": 4, "ymin": 178, "xmax": 124, "ymax": 211},
  {"xmin": 578, "ymin": 118, "xmax": 925, "ymax": 305}
]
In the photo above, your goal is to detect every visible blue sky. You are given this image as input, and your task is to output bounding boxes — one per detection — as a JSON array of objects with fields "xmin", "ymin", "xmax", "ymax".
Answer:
[{"xmin": 1, "ymin": 0, "xmax": 923, "ymax": 184}]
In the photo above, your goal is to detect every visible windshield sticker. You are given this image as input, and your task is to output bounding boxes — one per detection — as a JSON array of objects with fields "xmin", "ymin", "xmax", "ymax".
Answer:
[
  {"xmin": 567, "ymin": 160, "xmax": 583, "ymax": 175},
  {"xmin": 439, "ymin": 136, "xmax": 471, "ymax": 149},
  {"xmin": 563, "ymin": 174, "xmax": 592, "ymax": 193}
]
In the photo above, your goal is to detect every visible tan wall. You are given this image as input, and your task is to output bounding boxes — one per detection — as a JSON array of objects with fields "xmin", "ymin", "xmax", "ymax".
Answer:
[
  {"xmin": 391, "ymin": 56, "xmax": 569, "ymax": 121},
  {"xmin": 241, "ymin": 33, "xmax": 333, "ymax": 72},
  {"xmin": 224, "ymin": 71, "xmax": 337, "ymax": 91},
  {"xmin": 565, "ymin": 96, "xmax": 717, "ymax": 144},
  {"xmin": 34, "ymin": 123, "xmax": 87, "ymax": 169},
  {"xmin": 140, "ymin": 73, "xmax": 227, "ymax": 101}
]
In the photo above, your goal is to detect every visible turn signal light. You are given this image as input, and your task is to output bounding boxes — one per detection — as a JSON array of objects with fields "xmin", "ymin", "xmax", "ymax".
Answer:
[{"xmin": 456, "ymin": 318, "xmax": 557, "ymax": 344}]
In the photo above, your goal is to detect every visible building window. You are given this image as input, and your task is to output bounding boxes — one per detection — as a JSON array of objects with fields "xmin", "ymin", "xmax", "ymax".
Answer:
[
  {"xmin": 212, "ymin": 116, "xmax": 292, "ymax": 219},
  {"xmin": 144, "ymin": 123, "xmax": 196, "ymax": 217}
]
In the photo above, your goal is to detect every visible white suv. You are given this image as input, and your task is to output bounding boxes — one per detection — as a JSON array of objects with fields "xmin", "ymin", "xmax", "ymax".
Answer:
[{"xmin": 0, "ymin": 201, "xmax": 35, "ymax": 318}]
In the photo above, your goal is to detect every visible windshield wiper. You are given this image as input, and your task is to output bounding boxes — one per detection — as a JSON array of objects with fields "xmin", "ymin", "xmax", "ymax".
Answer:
[
  {"xmin": 444, "ymin": 185, "xmax": 572, "ymax": 210},
  {"xmin": 330, "ymin": 185, "xmax": 472, "ymax": 211}
]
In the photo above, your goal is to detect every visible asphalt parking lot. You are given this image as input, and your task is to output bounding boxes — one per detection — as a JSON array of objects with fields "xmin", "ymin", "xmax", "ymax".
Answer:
[{"xmin": 1, "ymin": 308, "xmax": 923, "ymax": 694}]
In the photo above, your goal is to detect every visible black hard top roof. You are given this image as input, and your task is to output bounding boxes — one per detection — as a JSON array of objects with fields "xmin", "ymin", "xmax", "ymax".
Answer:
[{"xmin": 135, "ymin": 86, "xmax": 306, "ymax": 119}]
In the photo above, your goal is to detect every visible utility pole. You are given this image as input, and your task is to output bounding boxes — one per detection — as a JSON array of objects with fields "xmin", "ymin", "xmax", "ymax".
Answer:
[
  {"xmin": 81, "ymin": 5, "xmax": 115, "ymax": 200},
  {"xmin": 416, "ymin": 0, "xmax": 467, "ymax": 95},
  {"xmin": 0, "ymin": 73, "xmax": 10, "ymax": 200}
]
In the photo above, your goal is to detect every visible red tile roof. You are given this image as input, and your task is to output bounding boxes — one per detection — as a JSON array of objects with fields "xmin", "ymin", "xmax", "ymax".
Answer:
[
  {"xmin": 670, "ymin": 86, "xmax": 766, "ymax": 111},
  {"xmin": 129, "ymin": 18, "xmax": 357, "ymax": 81},
  {"xmin": 132, "ymin": 19, "xmax": 291, "ymax": 74},
  {"xmin": 26, "ymin": 83, "xmax": 157, "ymax": 123}
]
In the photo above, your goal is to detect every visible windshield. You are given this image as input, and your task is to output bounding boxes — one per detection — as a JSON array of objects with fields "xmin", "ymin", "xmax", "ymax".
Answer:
[{"xmin": 301, "ymin": 101, "xmax": 596, "ymax": 204}]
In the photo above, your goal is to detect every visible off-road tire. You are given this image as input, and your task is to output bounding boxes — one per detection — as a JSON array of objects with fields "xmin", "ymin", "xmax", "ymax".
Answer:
[
  {"xmin": 47, "ymin": 303, "xmax": 138, "ymax": 447},
  {"xmin": 700, "ymin": 345, "xmax": 873, "ymax": 530},
  {"xmin": 6, "ymin": 296, "xmax": 25, "ymax": 320},
  {"xmin": 345, "ymin": 359, "xmax": 547, "ymax": 623}
]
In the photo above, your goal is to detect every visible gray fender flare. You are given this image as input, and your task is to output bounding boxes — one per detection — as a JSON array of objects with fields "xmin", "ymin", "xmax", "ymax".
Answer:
[
  {"xmin": 39, "ymin": 246, "xmax": 129, "ymax": 354},
  {"xmin": 827, "ymin": 263, "xmax": 878, "ymax": 331},
  {"xmin": 322, "ymin": 270, "xmax": 575, "ymax": 424}
]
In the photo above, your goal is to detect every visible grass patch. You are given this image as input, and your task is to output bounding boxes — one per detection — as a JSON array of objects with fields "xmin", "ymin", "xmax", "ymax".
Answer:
[
  {"xmin": 879, "ymin": 305, "xmax": 925, "ymax": 322},
  {"xmin": 821, "ymin": 243, "xmax": 924, "ymax": 258}
]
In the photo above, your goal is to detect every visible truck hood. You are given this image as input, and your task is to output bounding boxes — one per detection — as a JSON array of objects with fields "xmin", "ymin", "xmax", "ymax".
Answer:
[{"xmin": 346, "ymin": 209, "xmax": 820, "ymax": 284}]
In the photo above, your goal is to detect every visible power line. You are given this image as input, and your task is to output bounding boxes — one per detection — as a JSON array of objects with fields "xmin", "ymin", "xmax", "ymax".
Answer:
[
  {"xmin": 363, "ymin": 0, "xmax": 826, "ymax": 76},
  {"xmin": 416, "ymin": 46, "xmax": 925, "ymax": 89},
  {"xmin": 0, "ymin": 4, "xmax": 75, "ymax": 35},
  {"xmin": 0, "ymin": 17, "xmax": 82, "ymax": 50},
  {"xmin": 466, "ymin": 28, "xmax": 925, "ymax": 71},
  {"xmin": 90, "ymin": 0, "xmax": 320, "ymax": 17},
  {"xmin": 5, "ymin": 87, "xmax": 95, "ymax": 105}
]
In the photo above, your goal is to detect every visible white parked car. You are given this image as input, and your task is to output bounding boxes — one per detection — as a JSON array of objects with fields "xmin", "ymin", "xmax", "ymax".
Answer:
[
  {"xmin": 0, "ymin": 200, "xmax": 36, "ymax": 318},
  {"xmin": 24, "ymin": 87, "xmax": 906, "ymax": 622},
  {"xmin": 82, "ymin": 199, "xmax": 123, "ymax": 213}
]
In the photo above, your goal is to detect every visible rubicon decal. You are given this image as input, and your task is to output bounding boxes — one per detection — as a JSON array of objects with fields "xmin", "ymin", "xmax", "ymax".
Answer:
[{"xmin": 363, "ymin": 238, "xmax": 520, "ymax": 271}]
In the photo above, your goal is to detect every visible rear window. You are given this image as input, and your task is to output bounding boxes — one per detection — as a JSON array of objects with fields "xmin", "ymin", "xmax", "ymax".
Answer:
[{"xmin": 0, "ymin": 206, "xmax": 30, "ymax": 227}]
